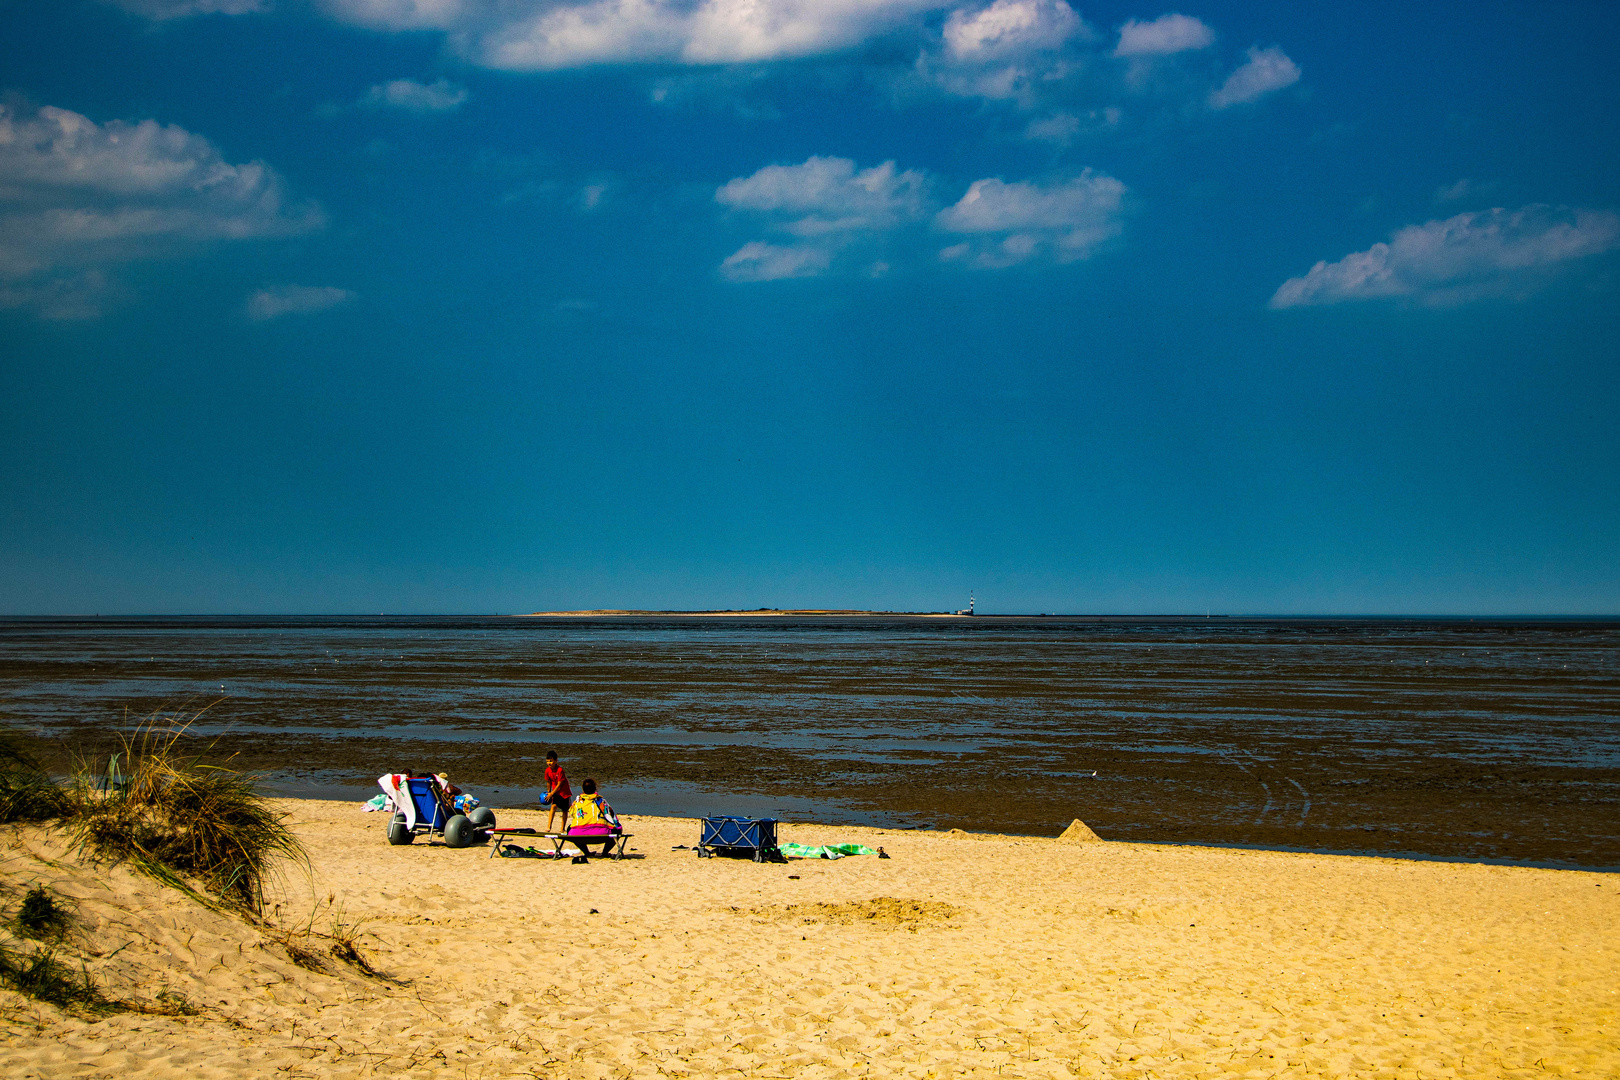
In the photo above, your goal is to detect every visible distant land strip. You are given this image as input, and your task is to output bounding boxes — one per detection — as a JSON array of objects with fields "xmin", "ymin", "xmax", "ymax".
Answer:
[{"xmin": 520, "ymin": 609, "xmax": 968, "ymax": 617}]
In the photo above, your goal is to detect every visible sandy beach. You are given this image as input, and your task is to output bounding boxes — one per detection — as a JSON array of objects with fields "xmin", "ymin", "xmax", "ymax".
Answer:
[{"xmin": 3, "ymin": 800, "xmax": 1615, "ymax": 1078}]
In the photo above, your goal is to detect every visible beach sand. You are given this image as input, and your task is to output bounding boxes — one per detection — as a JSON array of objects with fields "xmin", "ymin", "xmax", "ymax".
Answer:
[{"xmin": 2, "ymin": 800, "xmax": 1615, "ymax": 1078}]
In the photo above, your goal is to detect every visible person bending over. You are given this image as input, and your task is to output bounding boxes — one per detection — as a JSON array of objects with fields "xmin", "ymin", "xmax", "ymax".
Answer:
[{"xmin": 540, "ymin": 750, "xmax": 572, "ymax": 832}]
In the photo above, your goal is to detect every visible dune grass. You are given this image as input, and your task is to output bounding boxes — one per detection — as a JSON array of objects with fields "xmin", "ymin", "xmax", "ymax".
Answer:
[
  {"xmin": 0, "ymin": 883, "xmax": 110, "ymax": 1014},
  {"xmin": 326, "ymin": 900, "xmax": 380, "ymax": 976},
  {"xmin": 0, "ymin": 711, "xmax": 308, "ymax": 917},
  {"xmin": 0, "ymin": 715, "xmax": 320, "ymax": 1018},
  {"xmin": 0, "ymin": 941, "xmax": 110, "ymax": 1013},
  {"xmin": 11, "ymin": 885, "xmax": 74, "ymax": 942},
  {"xmin": 67, "ymin": 718, "xmax": 307, "ymax": 916}
]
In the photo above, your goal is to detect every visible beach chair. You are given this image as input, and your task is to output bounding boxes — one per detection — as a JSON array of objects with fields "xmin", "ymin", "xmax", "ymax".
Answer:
[{"xmin": 379, "ymin": 774, "xmax": 496, "ymax": 848}]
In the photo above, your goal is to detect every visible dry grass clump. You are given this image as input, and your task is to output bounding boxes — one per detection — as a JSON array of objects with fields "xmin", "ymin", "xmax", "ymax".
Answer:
[
  {"xmin": 150, "ymin": 985, "xmax": 200, "ymax": 1016},
  {"xmin": 327, "ymin": 900, "xmax": 380, "ymax": 976},
  {"xmin": 0, "ymin": 942, "xmax": 110, "ymax": 1013},
  {"xmin": 0, "ymin": 884, "xmax": 111, "ymax": 1015},
  {"xmin": 11, "ymin": 885, "xmax": 74, "ymax": 942},
  {"xmin": 265, "ymin": 894, "xmax": 383, "ymax": 978},
  {"xmin": 268, "ymin": 930, "xmax": 330, "ymax": 973},
  {"xmin": 0, "ymin": 882, "xmax": 201, "ymax": 1016},
  {"xmin": 68, "ymin": 720, "xmax": 307, "ymax": 916}
]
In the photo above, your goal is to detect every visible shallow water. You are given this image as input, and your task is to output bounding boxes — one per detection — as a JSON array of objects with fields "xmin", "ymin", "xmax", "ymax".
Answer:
[{"xmin": 3, "ymin": 615, "xmax": 1618, "ymax": 867}]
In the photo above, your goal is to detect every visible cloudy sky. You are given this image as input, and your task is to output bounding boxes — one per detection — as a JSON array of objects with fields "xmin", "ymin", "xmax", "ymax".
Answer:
[{"xmin": 2, "ymin": 0, "xmax": 1617, "ymax": 614}]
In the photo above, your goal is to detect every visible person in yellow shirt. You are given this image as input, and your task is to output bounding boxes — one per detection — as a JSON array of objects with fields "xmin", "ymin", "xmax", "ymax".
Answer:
[{"xmin": 565, "ymin": 778, "xmax": 621, "ymax": 858}]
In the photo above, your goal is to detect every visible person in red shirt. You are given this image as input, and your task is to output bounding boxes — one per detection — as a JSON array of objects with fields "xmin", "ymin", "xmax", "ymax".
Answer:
[{"xmin": 541, "ymin": 750, "xmax": 573, "ymax": 832}]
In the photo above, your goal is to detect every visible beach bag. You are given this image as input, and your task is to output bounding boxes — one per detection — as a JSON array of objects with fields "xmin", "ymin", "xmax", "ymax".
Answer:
[{"xmin": 569, "ymin": 793, "xmax": 621, "ymax": 834}]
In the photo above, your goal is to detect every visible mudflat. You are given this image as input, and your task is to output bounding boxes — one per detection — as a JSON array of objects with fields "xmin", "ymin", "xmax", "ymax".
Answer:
[
  {"xmin": 6, "ymin": 616, "xmax": 1619, "ymax": 870},
  {"xmin": 3, "ymin": 799, "xmax": 1615, "ymax": 1078}
]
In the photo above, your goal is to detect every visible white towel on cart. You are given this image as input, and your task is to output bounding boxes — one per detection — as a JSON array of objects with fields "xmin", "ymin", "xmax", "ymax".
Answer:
[{"xmin": 377, "ymin": 773, "xmax": 415, "ymax": 830}]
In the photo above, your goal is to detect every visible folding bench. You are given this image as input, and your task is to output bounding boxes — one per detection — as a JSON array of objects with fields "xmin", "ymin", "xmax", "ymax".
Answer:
[{"xmin": 487, "ymin": 828, "xmax": 633, "ymax": 860}]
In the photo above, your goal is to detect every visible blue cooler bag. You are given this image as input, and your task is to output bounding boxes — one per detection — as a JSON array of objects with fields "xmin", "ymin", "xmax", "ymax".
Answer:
[{"xmin": 698, "ymin": 815, "xmax": 779, "ymax": 861}]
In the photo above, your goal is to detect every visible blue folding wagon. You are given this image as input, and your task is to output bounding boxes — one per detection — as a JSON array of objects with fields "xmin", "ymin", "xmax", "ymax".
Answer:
[{"xmin": 697, "ymin": 815, "xmax": 780, "ymax": 861}]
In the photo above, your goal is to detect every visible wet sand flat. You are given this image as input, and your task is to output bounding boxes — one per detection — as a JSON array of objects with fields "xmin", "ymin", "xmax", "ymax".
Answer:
[{"xmin": 3, "ymin": 799, "xmax": 1616, "ymax": 1078}]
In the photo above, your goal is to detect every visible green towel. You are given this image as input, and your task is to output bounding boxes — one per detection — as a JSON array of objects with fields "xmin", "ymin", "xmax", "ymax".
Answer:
[{"xmin": 779, "ymin": 842, "xmax": 879, "ymax": 860}]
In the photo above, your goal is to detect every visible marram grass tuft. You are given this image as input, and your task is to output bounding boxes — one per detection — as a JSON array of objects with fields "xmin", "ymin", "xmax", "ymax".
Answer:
[{"xmin": 69, "ymin": 715, "xmax": 307, "ymax": 916}]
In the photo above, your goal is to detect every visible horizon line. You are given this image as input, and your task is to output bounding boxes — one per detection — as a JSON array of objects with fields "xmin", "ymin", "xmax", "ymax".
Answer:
[{"xmin": 2, "ymin": 611, "xmax": 1618, "ymax": 620}]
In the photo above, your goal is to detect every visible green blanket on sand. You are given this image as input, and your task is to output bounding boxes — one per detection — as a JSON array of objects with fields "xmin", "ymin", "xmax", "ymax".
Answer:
[{"xmin": 779, "ymin": 842, "xmax": 879, "ymax": 860}]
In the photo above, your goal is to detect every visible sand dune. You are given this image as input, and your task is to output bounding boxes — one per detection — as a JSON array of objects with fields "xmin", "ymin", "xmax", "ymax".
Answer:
[{"xmin": 3, "ymin": 801, "xmax": 1616, "ymax": 1078}]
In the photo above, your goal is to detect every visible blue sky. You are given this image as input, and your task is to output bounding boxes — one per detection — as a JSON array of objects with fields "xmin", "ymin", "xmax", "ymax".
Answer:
[{"xmin": 1, "ymin": 0, "xmax": 1617, "ymax": 614}]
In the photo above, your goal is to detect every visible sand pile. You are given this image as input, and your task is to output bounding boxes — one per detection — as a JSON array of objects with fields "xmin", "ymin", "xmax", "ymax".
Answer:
[
  {"xmin": 1058, "ymin": 818, "xmax": 1102, "ymax": 842},
  {"xmin": 3, "ymin": 801, "xmax": 1617, "ymax": 1079}
]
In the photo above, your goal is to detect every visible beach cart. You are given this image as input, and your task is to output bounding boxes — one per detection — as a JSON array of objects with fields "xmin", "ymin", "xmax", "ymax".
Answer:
[
  {"xmin": 378, "ymin": 774, "xmax": 496, "ymax": 848},
  {"xmin": 697, "ymin": 815, "xmax": 780, "ymax": 861}
]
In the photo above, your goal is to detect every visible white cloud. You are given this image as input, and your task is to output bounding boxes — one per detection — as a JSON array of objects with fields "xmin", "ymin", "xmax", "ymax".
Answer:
[
  {"xmin": 716, "ymin": 155, "xmax": 927, "ymax": 235},
  {"xmin": 1023, "ymin": 107, "xmax": 1118, "ymax": 145},
  {"xmin": 0, "ymin": 271, "xmax": 110, "ymax": 321},
  {"xmin": 910, "ymin": 6, "xmax": 1264, "ymax": 117},
  {"xmin": 0, "ymin": 103, "xmax": 322, "ymax": 317},
  {"xmin": 717, "ymin": 159, "xmax": 1128, "ymax": 276},
  {"xmin": 247, "ymin": 284, "xmax": 356, "ymax": 320},
  {"xmin": 1435, "ymin": 179, "xmax": 1471, "ymax": 202},
  {"xmin": 934, "ymin": 169, "xmax": 1125, "ymax": 266},
  {"xmin": 917, "ymin": 0, "xmax": 1089, "ymax": 104},
  {"xmin": 943, "ymin": 0, "xmax": 1085, "ymax": 61},
  {"xmin": 716, "ymin": 155, "xmax": 929, "ymax": 280},
  {"xmin": 1269, "ymin": 205, "xmax": 1620, "ymax": 308},
  {"xmin": 119, "ymin": 0, "xmax": 946, "ymax": 67},
  {"xmin": 107, "ymin": 0, "xmax": 1303, "ymax": 137},
  {"xmin": 315, "ymin": 0, "xmax": 470, "ymax": 28},
  {"xmin": 124, "ymin": 0, "xmax": 1304, "ymax": 134},
  {"xmin": 362, "ymin": 77, "xmax": 469, "ymax": 112},
  {"xmin": 1113, "ymin": 13, "xmax": 1213, "ymax": 57},
  {"xmin": 319, "ymin": 0, "xmax": 942, "ymax": 69},
  {"xmin": 104, "ymin": 0, "xmax": 268, "ymax": 17},
  {"xmin": 719, "ymin": 240, "xmax": 831, "ymax": 281},
  {"xmin": 1435, "ymin": 178, "xmax": 1498, "ymax": 203},
  {"xmin": 1209, "ymin": 45, "xmax": 1299, "ymax": 108}
]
